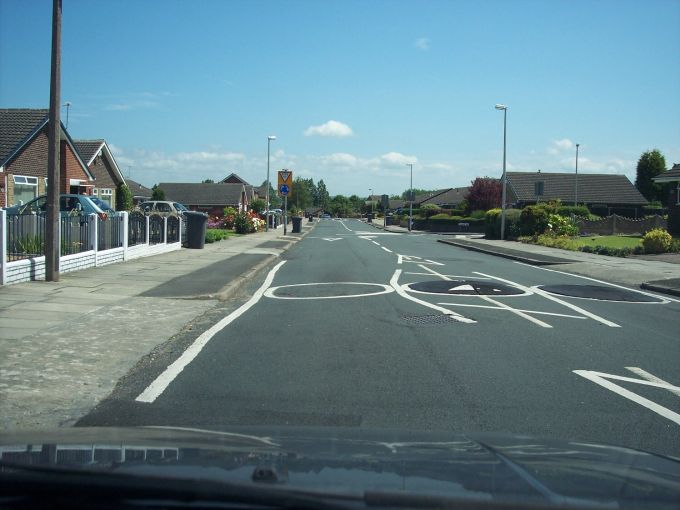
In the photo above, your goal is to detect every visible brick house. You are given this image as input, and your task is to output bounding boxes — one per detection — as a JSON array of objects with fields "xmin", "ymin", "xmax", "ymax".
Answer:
[
  {"xmin": 73, "ymin": 140, "xmax": 126, "ymax": 209},
  {"xmin": 505, "ymin": 171, "xmax": 649, "ymax": 217},
  {"xmin": 0, "ymin": 108, "xmax": 94, "ymax": 208},
  {"xmin": 653, "ymin": 163, "xmax": 680, "ymax": 234},
  {"xmin": 125, "ymin": 178, "xmax": 153, "ymax": 205}
]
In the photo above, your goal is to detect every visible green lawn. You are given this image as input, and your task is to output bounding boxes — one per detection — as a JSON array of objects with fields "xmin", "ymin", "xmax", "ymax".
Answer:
[{"xmin": 574, "ymin": 235, "xmax": 642, "ymax": 249}]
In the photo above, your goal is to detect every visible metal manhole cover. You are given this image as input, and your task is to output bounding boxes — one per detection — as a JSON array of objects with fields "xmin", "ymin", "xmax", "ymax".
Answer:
[
  {"xmin": 402, "ymin": 315, "xmax": 465, "ymax": 325},
  {"xmin": 407, "ymin": 280, "xmax": 524, "ymax": 296},
  {"xmin": 537, "ymin": 284, "xmax": 663, "ymax": 303}
]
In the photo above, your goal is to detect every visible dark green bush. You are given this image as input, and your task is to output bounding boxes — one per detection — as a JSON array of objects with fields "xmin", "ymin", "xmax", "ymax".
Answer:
[
  {"xmin": 556, "ymin": 205, "xmax": 590, "ymax": 218},
  {"xmin": 520, "ymin": 204, "xmax": 551, "ymax": 235},
  {"xmin": 205, "ymin": 229, "xmax": 230, "ymax": 243},
  {"xmin": 485, "ymin": 208, "xmax": 521, "ymax": 239}
]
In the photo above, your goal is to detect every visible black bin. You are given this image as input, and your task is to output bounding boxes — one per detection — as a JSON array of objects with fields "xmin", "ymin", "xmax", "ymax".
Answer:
[
  {"xmin": 367, "ymin": 213, "xmax": 373, "ymax": 223},
  {"xmin": 292, "ymin": 216, "xmax": 303, "ymax": 233},
  {"xmin": 185, "ymin": 211, "xmax": 208, "ymax": 249}
]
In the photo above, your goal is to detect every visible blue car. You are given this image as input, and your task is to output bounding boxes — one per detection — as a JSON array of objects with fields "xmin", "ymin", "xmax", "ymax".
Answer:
[{"xmin": 4, "ymin": 194, "xmax": 106, "ymax": 218}]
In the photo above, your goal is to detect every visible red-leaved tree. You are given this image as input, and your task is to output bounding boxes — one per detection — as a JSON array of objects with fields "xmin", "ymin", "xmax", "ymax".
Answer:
[{"xmin": 465, "ymin": 177, "xmax": 501, "ymax": 212}]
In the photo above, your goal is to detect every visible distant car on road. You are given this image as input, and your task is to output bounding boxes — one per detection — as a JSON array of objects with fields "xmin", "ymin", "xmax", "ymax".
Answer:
[
  {"xmin": 4, "ymin": 194, "xmax": 106, "ymax": 218},
  {"xmin": 321, "ymin": 213, "xmax": 331, "ymax": 219},
  {"xmin": 138, "ymin": 200, "xmax": 188, "ymax": 216}
]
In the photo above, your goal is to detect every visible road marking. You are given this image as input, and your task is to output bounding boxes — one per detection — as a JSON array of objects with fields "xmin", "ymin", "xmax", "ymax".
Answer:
[
  {"xmin": 264, "ymin": 282, "xmax": 394, "ymax": 300},
  {"xmin": 389, "ymin": 269, "xmax": 475, "ymax": 324},
  {"xmin": 135, "ymin": 261, "xmax": 287, "ymax": 404},
  {"xmin": 381, "ymin": 246, "xmax": 393, "ymax": 253},
  {"xmin": 435, "ymin": 303, "xmax": 587, "ymax": 319},
  {"xmin": 322, "ymin": 237, "xmax": 343, "ymax": 242},
  {"xmin": 574, "ymin": 368, "xmax": 680, "ymax": 425},
  {"xmin": 339, "ymin": 220, "xmax": 353, "ymax": 232},
  {"xmin": 404, "ymin": 272, "xmax": 491, "ymax": 279},
  {"xmin": 626, "ymin": 367, "xmax": 680, "ymax": 397},
  {"xmin": 371, "ymin": 240, "xmax": 381, "ymax": 246},
  {"xmin": 396, "ymin": 254, "xmax": 443, "ymax": 266},
  {"xmin": 418, "ymin": 265, "xmax": 550, "ymax": 328},
  {"xmin": 515, "ymin": 262, "xmax": 678, "ymax": 304},
  {"xmin": 533, "ymin": 285, "xmax": 666, "ymax": 304},
  {"xmin": 475, "ymin": 272, "xmax": 620, "ymax": 328}
]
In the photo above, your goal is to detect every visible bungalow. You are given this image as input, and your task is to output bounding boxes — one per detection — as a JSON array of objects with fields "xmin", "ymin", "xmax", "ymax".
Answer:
[
  {"xmin": 0, "ymin": 108, "xmax": 94, "ymax": 208},
  {"xmin": 157, "ymin": 182, "xmax": 250, "ymax": 216},
  {"xmin": 416, "ymin": 187, "xmax": 469, "ymax": 208},
  {"xmin": 125, "ymin": 178, "xmax": 153, "ymax": 205},
  {"xmin": 653, "ymin": 163, "xmax": 680, "ymax": 234},
  {"xmin": 73, "ymin": 139, "xmax": 126, "ymax": 209},
  {"xmin": 505, "ymin": 171, "xmax": 649, "ymax": 217},
  {"xmin": 220, "ymin": 172, "xmax": 259, "ymax": 203}
]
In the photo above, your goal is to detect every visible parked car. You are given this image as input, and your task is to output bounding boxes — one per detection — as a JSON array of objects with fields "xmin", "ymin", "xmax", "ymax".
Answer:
[
  {"xmin": 4, "ymin": 194, "xmax": 106, "ymax": 218},
  {"xmin": 138, "ymin": 200, "xmax": 188, "ymax": 216},
  {"xmin": 89, "ymin": 196, "xmax": 117, "ymax": 215}
]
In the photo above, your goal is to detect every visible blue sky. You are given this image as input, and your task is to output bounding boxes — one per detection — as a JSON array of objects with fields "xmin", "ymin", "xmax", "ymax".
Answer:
[{"xmin": 1, "ymin": 0, "xmax": 679, "ymax": 196}]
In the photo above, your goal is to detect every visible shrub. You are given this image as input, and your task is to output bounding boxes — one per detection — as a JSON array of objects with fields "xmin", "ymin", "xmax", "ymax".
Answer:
[
  {"xmin": 469, "ymin": 210, "xmax": 487, "ymax": 220},
  {"xmin": 205, "ymin": 229, "xmax": 230, "ymax": 243},
  {"xmin": 223, "ymin": 206, "xmax": 238, "ymax": 217},
  {"xmin": 429, "ymin": 213, "xmax": 454, "ymax": 220},
  {"xmin": 545, "ymin": 213, "xmax": 579, "ymax": 237},
  {"xmin": 485, "ymin": 208, "xmax": 521, "ymax": 239},
  {"xmin": 420, "ymin": 204, "xmax": 442, "ymax": 218},
  {"xmin": 670, "ymin": 238, "xmax": 680, "ymax": 253},
  {"xmin": 642, "ymin": 228, "xmax": 672, "ymax": 254},
  {"xmin": 520, "ymin": 204, "xmax": 551, "ymax": 235},
  {"xmin": 234, "ymin": 212, "xmax": 254, "ymax": 234},
  {"xmin": 536, "ymin": 234, "xmax": 578, "ymax": 251},
  {"xmin": 556, "ymin": 205, "xmax": 590, "ymax": 218}
]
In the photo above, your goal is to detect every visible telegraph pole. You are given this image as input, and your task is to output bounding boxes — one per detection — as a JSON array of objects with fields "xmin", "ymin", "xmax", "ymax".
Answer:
[{"xmin": 46, "ymin": 0, "xmax": 62, "ymax": 282}]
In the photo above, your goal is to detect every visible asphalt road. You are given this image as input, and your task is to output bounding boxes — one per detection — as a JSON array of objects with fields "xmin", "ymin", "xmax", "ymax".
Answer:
[{"xmin": 79, "ymin": 219, "xmax": 680, "ymax": 457}]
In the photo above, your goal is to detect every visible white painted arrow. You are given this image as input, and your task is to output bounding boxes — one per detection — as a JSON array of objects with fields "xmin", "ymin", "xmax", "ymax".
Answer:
[
  {"xmin": 323, "ymin": 238, "xmax": 343, "ymax": 242},
  {"xmin": 449, "ymin": 284, "xmax": 475, "ymax": 292}
]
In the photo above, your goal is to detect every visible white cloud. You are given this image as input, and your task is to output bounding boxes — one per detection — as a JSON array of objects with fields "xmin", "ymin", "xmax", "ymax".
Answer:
[
  {"xmin": 304, "ymin": 120, "xmax": 354, "ymax": 137},
  {"xmin": 414, "ymin": 38, "xmax": 431, "ymax": 51},
  {"xmin": 548, "ymin": 138, "xmax": 574, "ymax": 154},
  {"xmin": 380, "ymin": 152, "xmax": 417, "ymax": 166}
]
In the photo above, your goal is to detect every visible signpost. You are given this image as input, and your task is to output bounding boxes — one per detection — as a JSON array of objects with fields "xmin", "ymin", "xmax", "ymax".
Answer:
[{"xmin": 278, "ymin": 170, "xmax": 293, "ymax": 235}]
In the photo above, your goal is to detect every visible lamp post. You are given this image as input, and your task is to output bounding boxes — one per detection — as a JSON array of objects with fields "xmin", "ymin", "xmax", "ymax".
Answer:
[
  {"xmin": 406, "ymin": 163, "xmax": 413, "ymax": 232},
  {"xmin": 574, "ymin": 143, "xmax": 580, "ymax": 207},
  {"xmin": 265, "ymin": 135, "xmax": 276, "ymax": 232},
  {"xmin": 63, "ymin": 101, "xmax": 71, "ymax": 129},
  {"xmin": 494, "ymin": 104, "xmax": 508, "ymax": 240},
  {"xmin": 368, "ymin": 188, "xmax": 373, "ymax": 218}
]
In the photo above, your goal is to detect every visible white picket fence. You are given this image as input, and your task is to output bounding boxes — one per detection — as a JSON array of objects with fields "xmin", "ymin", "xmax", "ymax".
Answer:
[{"xmin": 0, "ymin": 210, "xmax": 183, "ymax": 286}]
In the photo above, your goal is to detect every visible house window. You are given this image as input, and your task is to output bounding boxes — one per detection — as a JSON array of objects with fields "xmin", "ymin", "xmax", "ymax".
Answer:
[
  {"xmin": 97, "ymin": 188, "xmax": 113, "ymax": 206},
  {"xmin": 677, "ymin": 183, "xmax": 680, "ymax": 205},
  {"xmin": 534, "ymin": 181, "xmax": 545, "ymax": 196},
  {"xmin": 13, "ymin": 175, "xmax": 38, "ymax": 205}
]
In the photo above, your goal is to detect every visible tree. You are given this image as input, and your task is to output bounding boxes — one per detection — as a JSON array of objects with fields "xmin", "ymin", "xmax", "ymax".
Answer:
[
  {"xmin": 116, "ymin": 183, "xmax": 133, "ymax": 211},
  {"xmin": 635, "ymin": 149, "xmax": 667, "ymax": 202},
  {"xmin": 260, "ymin": 180, "xmax": 281, "ymax": 208},
  {"xmin": 329, "ymin": 195, "xmax": 351, "ymax": 217},
  {"xmin": 250, "ymin": 198, "xmax": 266, "ymax": 214},
  {"xmin": 289, "ymin": 177, "xmax": 314, "ymax": 210},
  {"xmin": 316, "ymin": 179, "xmax": 330, "ymax": 209},
  {"xmin": 202, "ymin": 178, "xmax": 215, "ymax": 183},
  {"xmin": 151, "ymin": 184, "xmax": 165, "ymax": 200},
  {"xmin": 465, "ymin": 177, "xmax": 501, "ymax": 212}
]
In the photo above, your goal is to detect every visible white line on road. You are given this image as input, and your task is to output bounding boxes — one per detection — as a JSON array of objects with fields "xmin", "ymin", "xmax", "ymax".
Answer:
[
  {"xmin": 573, "ymin": 369, "xmax": 680, "ymax": 426},
  {"xmin": 405, "ymin": 272, "xmax": 491, "ymax": 279},
  {"xmin": 475, "ymin": 271, "xmax": 620, "ymax": 328},
  {"xmin": 389, "ymin": 269, "xmax": 475, "ymax": 324},
  {"xmin": 514, "ymin": 262, "xmax": 678, "ymax": 304},
  {"xmin": 418, "ymin": 265, "xmax": 551, "ymax": 327},
  {"xmin": 339, "ymin": 220, "xmax": 353, "ymax": 232},
  {"xmin": 381, "ymin": 246, "xmax": 393, "ymax": 253},
  {"xmin": 371, "ymin": 240, "xmax": 381, "ymax": 246},
  {"xmin": 626, "ymin": 367, "xmax": 680, "ymax": 397},
  {"xmin": 435, "ymin": 302, "xmax": 587, "ymax": 319},
  {"xmin": 135, "ymin": 261, "xmax": 287, "ymax": 404}
]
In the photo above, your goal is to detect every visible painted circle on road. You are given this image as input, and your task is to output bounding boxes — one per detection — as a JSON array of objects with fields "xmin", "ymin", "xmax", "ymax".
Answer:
[
  {"xmin": 264, "ymin": 282, "xmax": 395, "ymax": 300},
  {"xmin": 406, "ymin": 280, "xmax": 528, "ymax": 296},
  {"xmin": 537, "ymin": 284, "xmax": 664, "ymax": 303}
]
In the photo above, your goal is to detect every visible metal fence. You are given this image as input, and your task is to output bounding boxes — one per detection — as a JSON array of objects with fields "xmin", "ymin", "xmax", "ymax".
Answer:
[
  {"xmin": 6, "ymin": 214, "xmax": 94, "ymax": 261},
  {"xmin": 167, "ymin": 215, "xmax": 180, "ymax": 243},
  {"xmin": 148, "ymin": 214, "xmax": 164, "ymax": 245},
  {"xmin": 98, "ymin": 214, "xmax": 124, "ymax": 251},
  {"xmin": 128, "ymin": 211, "xmax": 147, "ymax": 246}
]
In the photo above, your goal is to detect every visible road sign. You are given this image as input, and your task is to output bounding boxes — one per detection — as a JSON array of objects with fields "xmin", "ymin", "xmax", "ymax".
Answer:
[
  {"xmin": 278, "ymin": 169, "xmax": 292, "ymax": 189},
  {"xmin": 279, "ymin": 184, "xmax": 289, "ymax": 195}
]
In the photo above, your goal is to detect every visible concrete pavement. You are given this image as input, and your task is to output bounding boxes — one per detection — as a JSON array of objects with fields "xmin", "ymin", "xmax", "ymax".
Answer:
[
  {"xmin": 366, "ymin": 219, "xmax": 680, "ymax": 297},
  {"xmin": 0, "ymin": 221, "xmax": 315, "ymax": 429}
]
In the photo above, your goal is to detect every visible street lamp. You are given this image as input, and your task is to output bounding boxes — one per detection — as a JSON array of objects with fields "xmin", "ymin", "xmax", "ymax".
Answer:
[
  {"xmin": 406, "ymin": 163, "xmax": 413, "ymax": 232},
  {"xmin": 574, "ymin": 143, "xmax": 580, "ymax": 207},
  {"xmin": 62, "ymin": 101, "xmax": 71, "ymax": 129},
  {"xmin": 265, "ymin": 135, "xmax": 276, "ymax": 232},
  {"xmin": 494, "ymin": 104, "xmax": 508, "ymax": 240},
  {"xmin": 368, "ymin": 188, "xmax": 374, "ymax": 217}
]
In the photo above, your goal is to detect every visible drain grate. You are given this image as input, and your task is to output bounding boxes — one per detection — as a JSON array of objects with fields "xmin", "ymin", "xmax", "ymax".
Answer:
[{"xmin": 402, "ymin": 314, "xmax": 464, "ymax": 325}]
